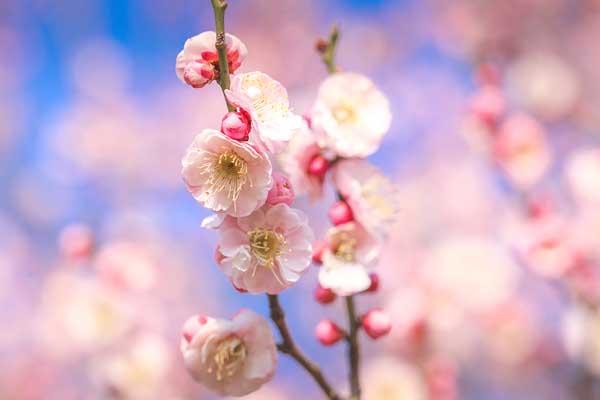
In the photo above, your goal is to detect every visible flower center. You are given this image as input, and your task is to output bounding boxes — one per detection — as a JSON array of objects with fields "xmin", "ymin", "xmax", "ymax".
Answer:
[
  {"xmin": 333, "ymin": 232, "xmax": 357, "ymax": 263},
  {"xmin": 203, "ymin": 149, "xmax": 248, "ymax": 202},
  {"xmin": 248, "ymin": 228, "xmax": 285, "ymax": 268},
  {"xmin": 208, "ymin": 336, "xmax": 247, "ymax": 381},
  {"xmin": 332, "ymin": 103, "xmax": 357, "ymax": 125},
  {"xmin": 361, "ymin": 176, "xmax": 396, "ymax": 220}
]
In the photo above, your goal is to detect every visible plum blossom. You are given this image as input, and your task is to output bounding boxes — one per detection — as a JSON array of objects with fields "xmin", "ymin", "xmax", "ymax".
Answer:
[
  {"xmin": 278, "ymin": 123, "xmax": 326, "ymax": 199},
  {"xmin": 217, "ymin": 203, "xmax": 314, "ymax": 294},
  {"xmin": 182, "ymin": 129, "xmax": 272, "ymax": 217},
  {"xmin": 333, "ymin": 159, "xmax": 399, "ymax": 239},
  {"xmin": 180, "ymin": 310, "xmax": 277, "ymax": 396},
  {"xmin": 493, "ymin": 113, "xmax": 551, "ymax": 188},
  {"xmin": 176, "ymin": 31, "xmax": 247, "ymax": 88},
  {"xmin": 266, "ymin": 172, "xmax": 295, "ymax": 206},
  {"xmin": 311, "ymin": 72, "xmax": 391, "ymax": 158},
  {"xmin": 319, "ymin": 222, "xmax": 380, "ymax": 296},
  {"xmin": 226, "ymin": 72, "xmax": 304, "ymax": 153}
]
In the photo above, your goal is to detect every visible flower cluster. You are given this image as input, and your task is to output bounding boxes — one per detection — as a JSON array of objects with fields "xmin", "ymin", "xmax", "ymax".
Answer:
[{"xmin": 176, "ymin": 17, "xmax": 398, "ymax": 395}]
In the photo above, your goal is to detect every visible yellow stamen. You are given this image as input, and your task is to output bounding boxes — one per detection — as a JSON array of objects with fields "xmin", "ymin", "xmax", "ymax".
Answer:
[
  {"xmin": 332, "ymin": 102, "xmax": 357, "ymax": 125},
  {"xmin": 333, "ymin": 232, "xmax": 357, "ymax": 263},
  {"xmin": 248, "ymin": 228, "xmax": 285, "ymax": 268},
  {"xmin": 199, "ymin": 149, "xmax": 248, "ymax": 202},
  {"xmin": 207, "ymin": 336, "xmax": 247, "ymax": 381}
]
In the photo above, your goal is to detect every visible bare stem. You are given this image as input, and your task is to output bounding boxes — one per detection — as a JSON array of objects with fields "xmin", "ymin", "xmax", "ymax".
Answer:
[
  {"xmin": 209, "ymin": 0, "xmax": 235, "ymax": 111},
  {"xmin": 345, "ymin": 296, "xmax": 361, "ymax": 399},
  {"xmin": 267, "ymin": 294, "xmax": 342, "ymax": 400},
  {"xmin": 317, "ymin": 25, "xmax": 340, "ymax": 74}
]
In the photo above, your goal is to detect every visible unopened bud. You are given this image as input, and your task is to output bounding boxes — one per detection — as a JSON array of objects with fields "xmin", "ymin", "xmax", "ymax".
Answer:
[
  {"xmin": 362, "ymin": 309, "xmax": 392, "ymax": 339},
  {"xmin": 221, "ymin": 109, "xmax": 251, "ymax": 141},
  {"xmin": 315, "ymin": 320, "xmax": 344, "ymax": 346},
  {"xmin": 328, "ymin": 200, "xmax": 354, "ymax": 226},
  {"xmin": 183, "ymin": 61, "xmax": 215, "ymax": 89}
]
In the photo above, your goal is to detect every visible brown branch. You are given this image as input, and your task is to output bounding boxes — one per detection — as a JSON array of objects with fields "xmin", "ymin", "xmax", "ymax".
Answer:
[
  {"xmin": 267, "ymin": 294, "xmax": 342, "ymax": 400},
  {"xmin": 344, "ymin": 296, "xmax": 361, "ymax": 399},
  {"xmin": 209, "ymin": 0, "xmax": 235, "ymax": 111}
]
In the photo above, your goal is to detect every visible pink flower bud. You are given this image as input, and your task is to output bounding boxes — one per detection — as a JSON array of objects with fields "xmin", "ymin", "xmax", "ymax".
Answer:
[
  {"xmin": 183, "ymin": 61, "xmax": 215, "ymax": 88},
  {"xmin": 58, "ymin": 224, "xmax": 95, "ymax": 261},
  {"xmin": 362, "ymin": 309, "xmax": 391, "ymax": 339},
  {"xmin": 315, "ymin": 320, "xmax": 344, "ymax": 346},
  {"xmin": 182, "ymin": 314, "xmax": 208, "ymax": 343},
  {"xmin": 266, "ymin": 172, "xmax": 295, "ymax": 206},
  {"xmin": 328, "ymin": 200, "xmax": 354, "ymax": 225},
  {"xmin": 307, "ymin": 154, "xmax": 330, "ymax": 179},
  {"xmin": 366, "ymin": 273, "xmax": 380, "ymax": 293},
  {"xmin": 314, "ymin": 284, "xmax": 337, "ymax": 304},
  {"xmin": 312, "ymin": 240, "xmax": 327, "ymax": 265},
  {"xmin": 221, "ymin": 109, "xmax": 251, "ymax": 141}
]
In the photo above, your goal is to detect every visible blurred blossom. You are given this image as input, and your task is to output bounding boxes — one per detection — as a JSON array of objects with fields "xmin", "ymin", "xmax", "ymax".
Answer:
[
  {"xmin": 565, "ymin": 147, "xmax": 600, "ymax": 208},
  {"xmin": 562, "ymin": 305, "xmax": 600, "ymax": 375},
  {"xmin": 362, "ymin": 357, "xmax": 427, "ymax": 400}
]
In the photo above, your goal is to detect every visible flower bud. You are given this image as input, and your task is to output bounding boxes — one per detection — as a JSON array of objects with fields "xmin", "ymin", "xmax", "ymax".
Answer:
[
  {"xmin": 307, "ymin": 154, "xmax": 330, "ymax": 180},
  {"xmin": 314, "ymin": 284, "xmax": 337, "ymax": 304},
  {"xmin": 181, "ymin": 314, "xmax": 208, "ymax": 343},
  {"xmin": 221, "ymin": 109, "xmax": 251, "ymax": 141},
  {"xmin": 315, "ymin": 320, "xmax": 344, "ymax": 346},
  {"xmin": 366, "ymin": 273, "xmax": 380, "ymax": 293},
  {"xmin": 266, "ymin": 172, "xmax": 295, "ymax": 206},
  {"xmin": 328, "ymin": 200, "xmax": 354, "ymax": 225},
  {"xmin": 312, "ymin": 240, "xmax": 327, "ymax": 265},
  {"xmin": 183, "ymin": 61, "xmax": 215, "ymax": 89},
  {"xmin": 362, "ymin": 309, "xmax": 392, "ymax": 339}
]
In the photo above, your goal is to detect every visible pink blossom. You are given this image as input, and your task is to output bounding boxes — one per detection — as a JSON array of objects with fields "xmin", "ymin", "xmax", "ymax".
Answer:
[
  {"xmin": 180, "ymin": 309, "xmax": 277, "ymax": 396},
  {"xmin": 217, "ymin": 204, "xmax": 314, "ymax": 294},
  {"xmin": 221, "ymin": 109, "xmax": 251, "ymax": 141},
  {"xmin": 311, "ymin": 72, "xmax": 391, "ymax": 158},
  {"xmin": 318, "ymin": 222, "xmax": 380, "ymax": 296},
  {"xmin": 94, "ymin": 241, "xmax": 158, "ymax": 291},
  {"xmin": 565, "ymin": 147, "xmax": 600, "ymax": 207},
  {"xmin": 226, "ymin": 72, "xmax": 303, "ymax": 153},
  {"xmin": 493, "ymin": 113, "xmax": 551, "ymax": 188},
  {"xmin": 176, "ymin": 31, "xmax": 247, "ymax": 88},
  {"xmin": 182, "ymin": 129, "xmax": 272, "ymax": 217},
  {"xmin": 278, "ymin": 123, "xmax": 326, "ymax": 199},
  {"xmin": 266, "ymin": 172, "xmax": 295, "ymax": 206},
  {"xmin": 333, "ymin": 159, "xmax": 399, "ymax": 239}
]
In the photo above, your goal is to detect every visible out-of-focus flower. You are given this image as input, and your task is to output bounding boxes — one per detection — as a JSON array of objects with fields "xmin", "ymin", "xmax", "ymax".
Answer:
[
  {"xmin": 315, "ymin": 320, "xmax": 344, "ymax": 346},
  {"xmin": 565, "ymin": 147, "xmax": 600, "ymax": 207},
  {"xmin": 312, "ymin": 72, "xmax": 391, "ymax": 158},
  {"xmin": 333, "ymin": 159, "xmax": 399, "ymax": 239},
  {"xmin": 180, "ymin": 310, "xmax": 277, "ymax": 396},
  {"xmin": 493, "ymin": 113, "xmax": 551, "ymax": 188},
  {"xmin": 362, "ymin": 357, "xmax": 427, "ymax": 400},
  {"xmin": 362, "ymin": 309, "xmax": 392, "ymax": 339},
  {"xmin": 425, "ymin": 357, "xmax": 459, "ymax": 400},
  {"xmin": 385, "ymin": 288, "xmax": 429, "ymax": 355},
  {"xmin": 562, "ymin": 305, "xmax": 600, "ymax": 375},
  {"xmin": 58, "ymin": 224, "xmax": 95, "ymax": 262},
  {"xmin": 422, "ymin": 236, "xmax": 520, "ymax": 312},
  {"xmin": 469, "ymin": 85, "xmax": 505, "ymax": 128},
  {"xmin": 217, "ymin": 204, "xmax": 314, "ymax": 294},
  {"xmin": 94, "ymin": 241, "xmax": 158, "ymax": 292},
  {"xmin": 319, "ymin": 222, "xmax": 380, "ymax": 296},
  {"xmin": 506, "ymin": 51, "xmax": 580, "ymax": 120},
  {"xmin": 91, "ymin": 333, "xmax": 170, "ymax": 399},
  {"xmin": 266, "ymin": 172, "xmax": 295, "ymax": 206},
  {"xmin": 278, "ymin": 124, "xmax": 326, "ymax": 199},
  {"xmin": 182, "ymin": 129, "xmax": 272, "ymax": 217},
  {"xmin": 176, "ymin": 31, "xmax": 247, "ymax": 88},
  {"xmin": 226, "ymin": 72, "xmax": 303, "ymax": 153}
]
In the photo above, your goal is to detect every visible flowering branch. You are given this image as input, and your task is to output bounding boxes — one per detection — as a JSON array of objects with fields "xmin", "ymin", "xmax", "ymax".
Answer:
[
  {"xmin": 209, "ymin": 0, "xmax": 235, "ymax": 111},
  {"xmin": 268, "ymin": 294, "xmax": 342, "ymax": 400}
]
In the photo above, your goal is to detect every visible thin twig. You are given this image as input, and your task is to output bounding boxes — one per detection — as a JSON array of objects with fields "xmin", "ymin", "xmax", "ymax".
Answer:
[
  {"xmin": 316, "ymin": 25, "xmax": 340, "ymax": 74},
  {"xmin": 209, "ymin": 0, "xmax": 235, "ymax": 111},
  {"xmin": 268, "ymin": 294, "xmax": 342, "ymax": 400},
  {"xmin": 345, "ymin": 296, "xmax": 361, "ymax": 399}
]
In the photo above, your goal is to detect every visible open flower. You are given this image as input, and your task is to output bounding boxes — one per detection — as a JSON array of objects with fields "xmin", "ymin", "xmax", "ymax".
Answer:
[
  {"xmin": 319, "ymin": 222, "xmax": 380, "ymax": 296},
  {"xmin": 180, "ymin": 310, "xmax": 277, "ymax": 396},
  {"xmin": 176, "ymin": 31, "xmax": 247, "ymax": 88},
  {"xmin": 226, "ymin": 72, "xmax": 303, "ymax": 153},
  {"xmin": 182, "ymin": 129, "xmax": 272, "ymax": 217},
  {"xmin": 278, "ymin": 123, "xmax": 326, "ymax": 200},
  {"xmin": 311, "ymin": 72, "xmax": 391, "ymax": 158},
  {"xmin": 217, "ymin": 203, "xmax": 314, "ymax": 294},
  {"xmin": 333, "ymin": 159, "xmax": 399, "ymax": 239}
]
